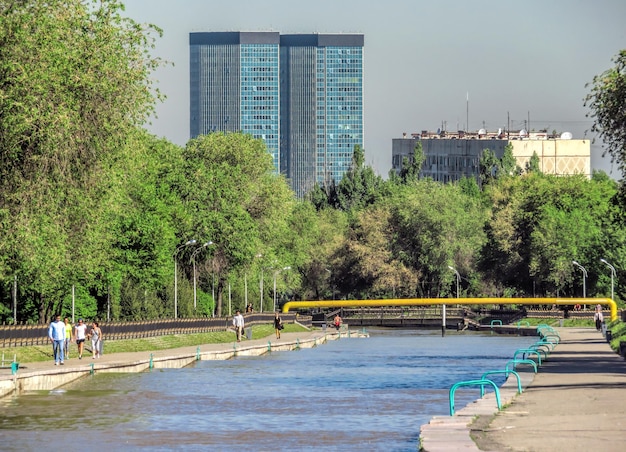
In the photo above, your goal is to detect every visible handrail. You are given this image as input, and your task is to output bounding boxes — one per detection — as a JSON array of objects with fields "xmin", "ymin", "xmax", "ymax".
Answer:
[
  {"xmin": 526, "ymin": 345, "xmax": 548, "ymax": 360},
  {"xmin": 490, "ymin": 319, "xmax": 503, "ymax": 328},
  {"xmin": 505, "ymin": 359, "xmax": 537, "ymax": 373},
  {"xmin": 481, "ymin": 370, "xmax": 523, "ymax": 394},
  {"xmin": 513, "ymin": 349, "xmax": 542, "ymax": 365},
  {"xmin": 530, "ymin": 343, "xmax": 552, "ymax": 355},
  {"xmin": 536, "ymin": 324, "xmax": 557, "ymax": 333},
  {"xmin": 449, "ymin": 379, "xmax": 501, "ymax": 415},
  {"xmin": 537, "ymin": 324, "xmax": 560, "ymax": 338},
  {"xmin": 536, "ymin": 337, "xmax": 556, "ymax": 346},
  {"xmin": 538, "ymin": 334, "xmax": 560, "ymax": 347},
  {"xmin": 537, "ymin": 335, "xmax": 559, "ymax": 347},
  {"xmin": 517, "ymin": 320, "xmax": 530, "ymax": 328}
]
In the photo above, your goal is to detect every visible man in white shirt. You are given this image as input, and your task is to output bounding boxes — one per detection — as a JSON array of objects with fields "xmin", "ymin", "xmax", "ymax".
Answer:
[
  {"xmin": 233, "ymin": 310, "xmax": 245, "ymax": 342},
  {"xmin": 48, "ymin": 315, "xmax": 66, "ymax": 365}
]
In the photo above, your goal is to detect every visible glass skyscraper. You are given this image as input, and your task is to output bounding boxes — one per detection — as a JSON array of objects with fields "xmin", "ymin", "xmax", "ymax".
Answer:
[
  {"xmin": 190, "ymin": 32, "xmax": 280, "ymax": 168},
  {"xmin": 190, "ymin": 32, "xmax": 364, "ymax": 197}
]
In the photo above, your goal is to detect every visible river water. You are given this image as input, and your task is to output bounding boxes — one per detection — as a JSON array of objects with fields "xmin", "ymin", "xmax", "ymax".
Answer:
[{"xmin": 0, "ymin": 329, "xmax": 534, "ymax": 451}]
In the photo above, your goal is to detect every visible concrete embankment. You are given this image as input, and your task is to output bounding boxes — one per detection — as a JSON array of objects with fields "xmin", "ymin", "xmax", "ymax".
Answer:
[
  {"xmin": 420, "ymin": 327, "xmax": 626, "ymax": 452},
  {"xmin": 0, "ymin": 330, "xmax": 363, "ymax": 399}
]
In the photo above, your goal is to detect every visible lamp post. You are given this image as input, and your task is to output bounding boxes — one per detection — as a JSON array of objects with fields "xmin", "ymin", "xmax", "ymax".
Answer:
[
  {"xmin": 325, "ymin": 268, "xmax": 334, "ymax": 300},
  {"xmin": 448, "ymin": 266, "xmax": 460, "ymax": 299},
  {"xmin": 191, "ymin": 241, "xmax": 214, "ymax": 313},
  {"xmin": 446, "ymin": 266, "xmax": 461, "ymax": 337},
  {"xmin": 259, "ymin": 268, "xmax": 264, "ymax": 313},
  {"xmin": 600, "ymin": 258, "xmax": 616, "ymax": 301},
  {"xmin": 256, "ymin": 254, "xmax": 264, "ymax": 313},
  {"xmin": 12, "ymin": 275, "xmax": 17, "ymax": 325},
  {"xmin": 273, "ymin": 266, "xmax": 291, "ymax": 312},
  {"xmin": 174, "ymin": 239, "xmax": 196, "ymax": 319},
  {"xmin": 572, "ymin": 260, "xmax": 588, "ymax": 299}
]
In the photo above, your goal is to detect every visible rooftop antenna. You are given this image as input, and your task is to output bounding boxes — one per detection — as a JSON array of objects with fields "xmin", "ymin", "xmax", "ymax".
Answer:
[
  {"xmin": 507, "ymin": 111, "xmax": 510, "ymax": 139},
  {"xmin": 466, "ymin": 92, "xmax": 469, "ymax": 132}
]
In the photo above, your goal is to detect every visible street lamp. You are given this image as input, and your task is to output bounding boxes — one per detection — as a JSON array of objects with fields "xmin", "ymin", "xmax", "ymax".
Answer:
[
  {"xmin": 445, "ymin": 265, "xmax": 461, "ymax": 338},
  {"xmin": 600, "ymin": 258, "xmax": 616, "ymax": 301},
  {"xmin": 191, "ymin": 241, "xmax": 214, "ymax": 312},
  {"xmin": 256, "ymin": 254, "xmax": 264, "ymax": 313},
  {"xmin": 12, "ymin": 275, "xmax": 17, "ymax": 325},
  {"xmin": 174, "ymin": 239, "xmax": 196, "ymax": 319},
  {"xmin": 448, "ymin": 266, "xmax": 460, "ymax": 299},
  {"xmin": 273, "ymin": 266, "xmax": 291, "ymax": 312},
  {"xmin": 572, "ymin": 260, "xmax": 588, "ymax": 298},
  {"xmin": 325, "ymin": 268, "xmax": 335, "ymax": 300}
]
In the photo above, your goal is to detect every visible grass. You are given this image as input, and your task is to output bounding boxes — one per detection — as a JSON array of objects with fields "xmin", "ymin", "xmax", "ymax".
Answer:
[
  {"xmin": 4, "ymin": 323, "xmax": 308, "ymax": 364},
  {"xmin": 518, "ymin": 318, "xmax": 596, "ymax": 327}
]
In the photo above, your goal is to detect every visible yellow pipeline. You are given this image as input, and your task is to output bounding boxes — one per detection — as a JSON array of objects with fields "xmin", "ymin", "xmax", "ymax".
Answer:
[{"xmin": 282, "ymin": 297, "xmax": 618, "ymax": 321}]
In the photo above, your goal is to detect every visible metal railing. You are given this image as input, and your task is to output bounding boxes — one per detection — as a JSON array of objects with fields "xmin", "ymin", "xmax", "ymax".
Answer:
[{"xmin": 0, "ymin": 313, "xmax": 309, "ymax": 348}]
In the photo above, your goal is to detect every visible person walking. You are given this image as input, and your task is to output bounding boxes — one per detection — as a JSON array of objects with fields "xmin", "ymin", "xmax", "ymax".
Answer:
[
  {"xmin": 74, "ymin": 319, "xmax": 88, "ymax": 359},
  {"xmin": 88, "ymin": 321, "xmax": 103, "ymax": 359},
  {"xmin": 594, "ymin": 305, "xmax": 604, "ymax": 331},
  {"xmin": 63, "ymin": 317, "xmax": 73, "ymax": 360},
  {"xmin": 48, "ymin": 315, "xmax": 65, "ymax": 365},
  {"xmin": 274, "ymin": 312, "xmax": 283, "ymax": 339},
  {"xmin": 233, "ymin": 310, "xmax": 245, "ymax": 342},
  {"xmin": 333, "ymin": 314, "xmax": 342, "ymax": 331}
]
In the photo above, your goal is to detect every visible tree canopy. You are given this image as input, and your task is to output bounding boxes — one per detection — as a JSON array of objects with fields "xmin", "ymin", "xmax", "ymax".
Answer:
[{"xmin": 585, "ymin": 49, "xmax": 626, "ymax": 175}]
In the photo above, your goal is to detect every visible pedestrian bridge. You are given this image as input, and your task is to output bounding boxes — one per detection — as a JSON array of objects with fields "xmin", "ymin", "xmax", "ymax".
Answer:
[{"xmin": 282, "ymin": 297, "xmax": 618, "ymax": 321}]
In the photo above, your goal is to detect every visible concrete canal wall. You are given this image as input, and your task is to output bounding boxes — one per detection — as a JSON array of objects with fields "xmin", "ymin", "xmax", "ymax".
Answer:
[{"xmin": 0, "ymin": 330, "xmax": 360, "ymax": 398}]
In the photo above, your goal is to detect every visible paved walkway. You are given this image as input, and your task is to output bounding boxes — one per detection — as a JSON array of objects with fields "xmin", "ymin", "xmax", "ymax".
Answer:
[{"xmin": 421, "ymin": 328, "xmax": 626, "ymax": 451}]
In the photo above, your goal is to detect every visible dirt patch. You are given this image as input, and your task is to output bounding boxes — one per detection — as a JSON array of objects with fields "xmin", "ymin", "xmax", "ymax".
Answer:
[{"xmin": 469, "ymin": 414, "xmax": 511, "ymax": 452}]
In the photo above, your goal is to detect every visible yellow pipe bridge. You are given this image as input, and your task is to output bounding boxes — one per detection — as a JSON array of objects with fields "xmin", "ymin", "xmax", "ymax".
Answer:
[{"xmin": 282, "ymin": 297, "xmax": 618, "ymax": 322}]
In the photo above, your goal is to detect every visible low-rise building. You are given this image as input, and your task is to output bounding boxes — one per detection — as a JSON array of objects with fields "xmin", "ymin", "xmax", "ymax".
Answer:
[{"xmin": 392, "ymin": 129, "xmax": 591, "ymax": 184}]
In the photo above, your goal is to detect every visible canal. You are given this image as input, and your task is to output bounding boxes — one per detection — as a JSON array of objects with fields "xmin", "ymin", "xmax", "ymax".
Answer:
[{"xmin": 0, "ymin": 329, "xmax": 534, "ymax": 451}]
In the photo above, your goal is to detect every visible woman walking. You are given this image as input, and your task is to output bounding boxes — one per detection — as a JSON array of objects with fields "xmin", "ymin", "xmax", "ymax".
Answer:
[
  {"xmin": 274, "ymin": 312, "xmax": 283, "ymax": 339},
  {"xmin": 89, "ymin": 321, "xmax": 103, "ymax": 359},
  {"xmin": 74, "ymin": 319, "xmax": 87, "ymax": 359}
]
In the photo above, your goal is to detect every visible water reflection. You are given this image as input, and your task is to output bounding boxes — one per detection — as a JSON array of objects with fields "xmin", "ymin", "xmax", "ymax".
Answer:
[{"xmin": 0, "ymin": 329, "xmax": 533, "ymax": 451}]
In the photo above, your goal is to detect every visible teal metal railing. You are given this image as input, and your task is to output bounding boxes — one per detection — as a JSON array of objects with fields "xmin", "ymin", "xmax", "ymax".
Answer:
[
  {"xmin": 513, "ymin": 348, "xmax": 542, "ymax": 365},
  {"xmin": 449, "ymin": 379, "xmax": 501, "ymax": 415},
  {"xmin": 505, "ymin": 358, "xmax": 537, "ymax": 373},
  {"xmin": 481, "ymin": 369, "xmax": 523, "ymax": 395}
]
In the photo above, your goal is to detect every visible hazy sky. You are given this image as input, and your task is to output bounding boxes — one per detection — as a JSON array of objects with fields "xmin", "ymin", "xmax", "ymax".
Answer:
[{"xmin": 122, "ymin": 0, "xmax": 626, "ymax": 178}]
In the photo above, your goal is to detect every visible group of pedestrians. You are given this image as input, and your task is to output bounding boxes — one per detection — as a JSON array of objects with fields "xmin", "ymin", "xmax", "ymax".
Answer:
[
  {"xmin": 232, "ymin": 309, "xmax": 285, "ymax": 341},
  {"xmin": 48, "ymin": 316, "xmax": 103, "ymax": 365}
]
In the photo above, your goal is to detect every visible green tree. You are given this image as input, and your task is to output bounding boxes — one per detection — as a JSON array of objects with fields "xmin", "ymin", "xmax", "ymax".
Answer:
[
  {"xmin": 333, "ymin": 145, "xmax": 387, "ymax": 212},
  {"xmin": 332, "ymin": 204, "xmax": 417, "ymax": 299},
  {"xmin": 479, "ymin": 149, "xmax": 501, "ymax": 187},
  {"xmin": 399, "ymin": 141, "xmax": 425, "ymax": 183},
  {"xmin": 180, "ymin": 132, "xmax": 295, "ymax": 316},
  {"xmin": 102, "ymin": 131, "xmax": 183, "ymax": 320},
  {"xmin": 389, "ymin": 180, "xmax": 487, "ymax": 297},
  {"xmin": 584, "ymin": 50, "xmax": 626, "ymax": 175},
  {"xmin": 480, "ymin": 173, "xmax": 619, "ymax": 298},
  {"xmin": 526, "ymin": 151, "xmax": 542, "ymax": 173},
  {"xmin": 0, "ymin": 0, "xmax": 163, "ymax": 322},
  {"xmin": 501, "ymin": 143, "xmax": 521, "ymax": 176}
]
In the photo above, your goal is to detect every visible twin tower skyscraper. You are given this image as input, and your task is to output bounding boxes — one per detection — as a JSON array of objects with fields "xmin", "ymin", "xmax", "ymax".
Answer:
[{"xmin": 189, "ymin": 32, "xmax": 364, "ymax": 197}]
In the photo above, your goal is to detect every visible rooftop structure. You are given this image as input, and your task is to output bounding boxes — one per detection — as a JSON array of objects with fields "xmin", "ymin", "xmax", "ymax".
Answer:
[{"xmin": 392, "ymin": 129, "xmax": 591, "ymax": 184}]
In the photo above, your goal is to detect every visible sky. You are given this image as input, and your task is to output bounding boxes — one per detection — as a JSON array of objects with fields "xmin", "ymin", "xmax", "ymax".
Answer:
[{"xmin": 122, "ymin": 0, "xmax": 626, "ymax": 179}]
